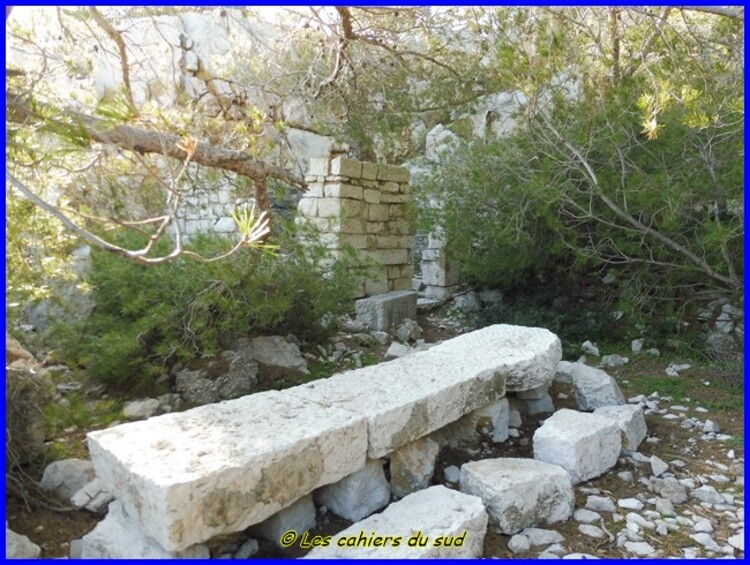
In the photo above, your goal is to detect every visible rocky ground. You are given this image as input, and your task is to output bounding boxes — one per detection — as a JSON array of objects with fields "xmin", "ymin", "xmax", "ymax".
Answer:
[{"xmin": 6, "ymin": 306, "xmax": 744, "ymax": 559}]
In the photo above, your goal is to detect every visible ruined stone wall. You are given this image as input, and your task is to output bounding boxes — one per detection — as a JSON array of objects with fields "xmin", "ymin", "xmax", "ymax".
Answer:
[{"xmin": 298, "ymin": 156, "xmax": 415, "ymax": 297}]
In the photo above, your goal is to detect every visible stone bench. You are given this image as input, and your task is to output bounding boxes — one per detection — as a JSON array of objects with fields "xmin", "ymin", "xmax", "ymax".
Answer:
[{"xmin": 87, "ymin": 324, "xmax": 561, "ymax": 553}]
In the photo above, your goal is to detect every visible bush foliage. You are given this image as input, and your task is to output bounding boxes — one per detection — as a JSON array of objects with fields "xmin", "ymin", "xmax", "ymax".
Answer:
[{"xmin": 51, "ymin": 220, "xmax": 368, "ymax": 392}]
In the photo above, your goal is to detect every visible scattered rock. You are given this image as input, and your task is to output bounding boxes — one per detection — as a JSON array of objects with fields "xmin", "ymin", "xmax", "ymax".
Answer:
[
  {"xmin": 573, "ymin": 509, "xmax": 601, "ymax": 524},
  {"xmin": 384, "ymin": 341, "xmax": 411, "ymax": 360},
  {"xmin": 631, "ymin": 339, "xmax": 644, "ymax": 353},
  {"xmin": 390, "ymin": 437, "xmax": 439, "ymax": 499},
  {"xmin": 122, "ymin": 398, "xmax": 160, "ymax": 421},
  {"xmin": 443, "ymin": 465, "xmax": 460, "ymax": 484},
  {"xmin": 728, "ymin": 532, "xmax": 744, "ymax": 552},
  {"xmin": 624, "ymin": 541, "xmax": 656, "ymax": 556},
  {"xmin": 579, "ymin": 524, "xmax": 606, "ymax": 539},
  {"xmin": 601, "ymin": 354, "xmax": 629, "ymax": 368},
  {"xmin": 40, "ymin": 458, "xmax": 96, "ymax": 500},
  {"xmin": 703, "ymin": 419, "xmax": 720, "ymax": 433},
  {"xmin": 234, "ymin": 538, "xmax": 259, "ymax": 559},
  {"xmin": 394, "ymin": 318, "xmax": 422, "ymax": 343},
  {"xmin": 586, "ymin": 496, "xmax": 616, "ymax": 513},
  {"xmin": 371, "ymin": 331, "xmax": 390, "ymax": 345},
  {"xmin": 508, "ymin": 534, "xmax": 531, "ymax": 554},
  {"xmin": 521, "ymin": 527, "xmax": 565, "ymax": 546},
  {"xmin": 691, "ymin": 485, "xmax": 725, "ymax": 505},
  {"xmin": 250, "ymin": 494, "xmax": 316, "ymax": 546},
  {"xmin": 6, "ymin": 524, "xmax": 42, "ymax": 558},
  {"xmin": 665, "ymin": 363, "xmax": 691, "ymax": 377},
  {"xmin": 175, "ymin": 348, "xmax": 258, "ymax": 406},
  {"xmin": 618, "ymin": 498, "xmax": 644, "ymax": 511},
  {"xmin": 241, "ymin": 336, "xmax": 309, "ymax": 374},
  {"xmin": 690, "ymin": 532, "xmax": 721, "ymax": 552},
  {"xmin": 315, "ymin": 459, "xmax": 390, "ymax": 522},
  {"xmin": 650, "ymin": 455, "xmax": 669, "ymax": 477},
  {"xmin": 453, "ymin": 291, "xmax": 481, "ymax": 313},
  {"xmin": 70, "ymin": 478, "xmax": 114, "ymax": 513},
  {"xmin": 581, "ymin": 341, "xmax": 600, "ymax": 357},
  {"xmin": 651, "ymin": 477, "xmax": 689, "ymax": 504},
  {"xmin": 556, "ymin": 362, "xmax": 625, "ymax": 411}
]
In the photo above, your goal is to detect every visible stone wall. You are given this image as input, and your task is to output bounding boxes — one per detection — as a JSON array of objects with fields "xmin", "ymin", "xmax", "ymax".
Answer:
[{"xmin": 298, "ymin": 156, "xmax": 415, "ymax": 297}]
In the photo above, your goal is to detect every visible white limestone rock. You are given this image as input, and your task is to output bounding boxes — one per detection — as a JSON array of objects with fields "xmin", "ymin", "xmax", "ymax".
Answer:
[
  {"xmin": 289, "ymin": 327, "xmax": 530, "ymax": 458},
  {"xmin": 593, "ymin": 404, "xmax": 647, "ymax": 452},
  {"xmin": 355, "ymin": 291, "xmax": 418, "ymax": 332},
  {"xmin": 88, "ymin": 390, "xmax": 367, "ymax": 552},
  {"xmin": 40, "ymin": 458, "xmax": 96, "ymax": 501},
  {"xmin": 434, "ymin": 398, "xmax": 509, "ymax": 446},
  {"xmin": 316, "ymin": 459, "xmax": 390, "ymax": 522},
  {"xmin": 305, "ymin": 485, "xmax": 487, "ymax": 558},
  {"xmin": 384, "ymin": 342, "xmax": 412, "ymax": 360},
  {"xmin": 522, "ymin": 527, "xmax": 565, "ymax": 546},
  {"xmin": 508, "ymin": 534, "xmax": 531, "ymax": 554},
  {"xmin": 250, "ymin": 494, "xmax": 316, "ymax": 546},
  {"xmin": 70, "ymin": 478, "xmax": 114, "ymax": 513},
  {"xmin": 80, "ymin": 500, "xmax": 210, "ymax": 558},
  {"xmin": 650, "ymin": 455, "xmax": 669, "ymax": 477},
  {"xmin": 433, "ymin": 325, "xmax": 561, "ymax": 394},
  {"xmin": 533, "ymin": 409, "xmax": 621, "ymax": 484},
  {"xmin": 6, "ymin": 525, "xmax": 41, "ymax": 558},
  {"xmin": 728, "ymin": 532, "xmax": 744, "ymax": 552},
  {"xmin": 443, "ymin": 465, "xmax": 460, "ymax": 484},
  {"xmin": 459, "ymin": 458, "xmax": 574, "ymax": 534},
  {"xmin": 241, "ymin": 335, "xmax": 309, "ymax": 374},
  {"xmin": 556, "ymin": 362, "xmax": 625, "ymax": 411},
  {"xmin": 574, "ymin": 509, "xmax": 601, "ymax": 524},
  {"xmin": 585, "ymin": 496, "xmax": 616, "ymax": 513},
  {"xmin": 390, "ymin": 437, "xmax": 440, "ymax": 500},
  {"xmin": 122, "ymin": 398, "xmax": 160, "ymax": 421}
]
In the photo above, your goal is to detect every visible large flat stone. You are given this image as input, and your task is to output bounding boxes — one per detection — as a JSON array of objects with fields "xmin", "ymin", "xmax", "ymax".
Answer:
[
  {"xmin": 355, "ymin": 291, "xmax": 417, "ymax": 330},
  {"xmin": 87, "ymin": 391, "xmax": 367, "ymax": 552},
  {"xmin": 305, "ymin": 486, "xmax": 487, "ymax": 558},
  {"xmin": 287, "ymin": 347, "xmax": 506, "ymax": 458},
  {"xmin": 459, "ymin": 458, "xmax": 574, "ymax": 534},
  {"xmin": 432, "ymin": 325, "xmax": 561, "ymax": 393},
  {"xmin": 533, "ymin": 408, "xmax": 621, "ymax": 484}
]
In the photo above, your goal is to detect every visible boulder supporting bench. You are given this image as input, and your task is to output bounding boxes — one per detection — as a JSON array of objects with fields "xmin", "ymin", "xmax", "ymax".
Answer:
[{"xmin": 85, "ymin": 324, "xmax": 561, "ymax": 555}]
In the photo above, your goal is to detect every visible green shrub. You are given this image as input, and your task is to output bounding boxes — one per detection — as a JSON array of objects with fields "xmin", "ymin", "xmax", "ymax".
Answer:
[{"xmin": 51, "ymin": 219, "xmax": 369, "ymax": 393}]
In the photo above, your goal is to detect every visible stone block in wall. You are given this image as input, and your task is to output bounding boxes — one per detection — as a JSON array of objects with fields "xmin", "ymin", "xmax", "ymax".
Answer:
[
  {"xmin": 330, "ymin": 157, "xmax": 362, "ymax": 179},
  {"xmin": 317, "ymin": 198, "xmax": 364, "ymax": 219},
  {"xmin": 399, "ymin": 183, "xmax": 412, "ymax": 195},
  {"xmin": 382, "ymin": 181, "xmax": 400, "ymax": 193},
  {"xmin": 298, "ymin": 197, "xmax": 318, "ymax": 217},
  {"xmin": 305, "ymin": 183, "xmax": 324, "ymax": 198},
  {"xmin": 363, "ymin": 189, "xmax": 381, "ymax": 204},
  {"xmin": 213, "ymin": 217, "xmax": 235, "ymax": 232},
  {"xmin": 377, "ymin": 164, "xmax": 410, "ymax": 183},
  {"xmin": 387, "ymin": 219, "xmax": 414, "ymax": 236},
  {"xmin": 331, "ymin": 217, "xmax": 366, "ymax": 234},
  {"xmin": 340, "ymin": 234, "xmax": 369, "ymax": 250},
  {"xmin": 390, "ymin": 278, "xmax": 413, "ymax": 292},
  {"xmin": 309, "ymin": 157, "xmax": 329, "ymax": 176},
  {"xmin": 367, "ymin": 221, "xmax": 386, "ymax": 234},
  {"xmin": 324, "ymin": 183, "xmax": 363, "ymax": 200},
  {"xmin": 365, "ymin": 277, "xmax": 390, "ymax": 296},
  {"xmin": 368, "ymin": 204, "xmax": 390, "ymax": 222},
  {"xmin": 369, "ymin": 249, "xmax": 408, "ymax": 266},
  {"xmin": 361, "ymin": 162, "xmax": 378, "ymax": 180},
  {"xmin": 381, "ymin": 193, "xmax": 408, "ymax": 204}
]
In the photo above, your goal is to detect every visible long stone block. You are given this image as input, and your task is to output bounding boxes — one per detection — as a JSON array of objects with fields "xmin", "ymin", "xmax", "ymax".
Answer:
[
  {"xmin": 87, "ymin": 391, "xmax": 368, "ymax": 552},
  {"xmin": 431, "ymin": 324, "xmax": 561, "ymax": 393},
  {"xmin": 355, "ymin": 290, "xmax": 417, "ymax": 331},
  {"xmin": 305, "ymin": 486, "xmax": 487, "ymax": 558},
  {"xmin": 287, "ymin": 348, "xmax": 506, "ymax": 458}
]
